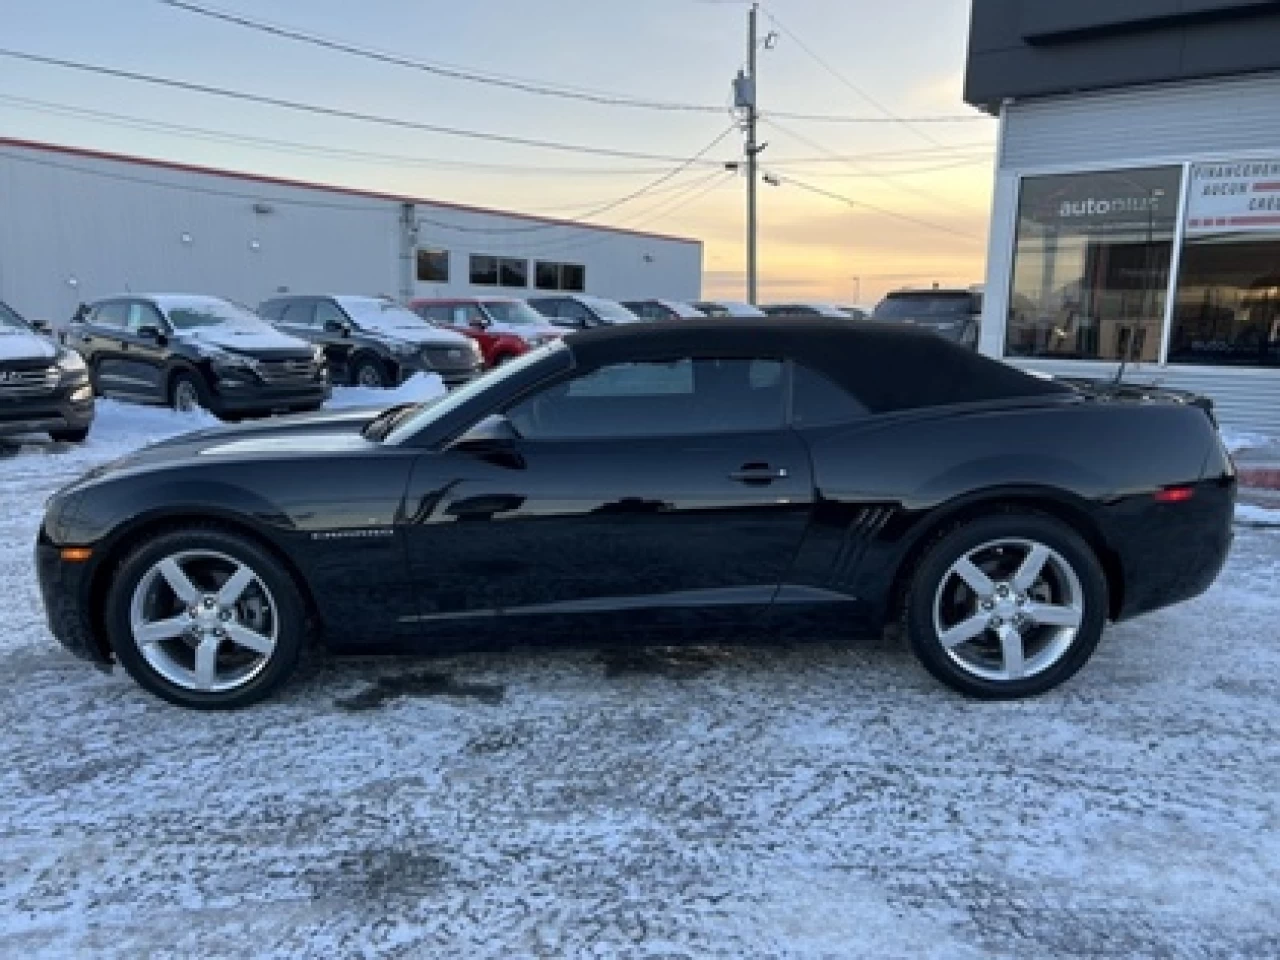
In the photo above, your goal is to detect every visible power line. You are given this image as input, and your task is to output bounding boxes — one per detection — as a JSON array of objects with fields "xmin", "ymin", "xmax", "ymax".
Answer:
[
  {"xmin": 156, "ymin": 0, "xmax": 996, "ymax": 126},
  {"xmin": 780, "ymin": 174, "xmax": 985, "ymax": 243},
  {"xmin": 761, "ymin": 5, "xmax": 947, "ymax": 148},
  {"xmin": 0, "ymin": 48, "xmax": 732, "ymax": 164},
  {"xmin": 411, "ymin": 125, "xmax": 738, "ymax": 233},
  {"xmin": 766, "ymin": 111, "xmax": 989, "ymax": 124},
  {"xmin": 0, "ymin": 93, "xmax": 694, "ymax": 177},
  {"xmin": 159, "ymin": 0, "xmax": 726, "ymax": 113},
  {"xmin": 499, "ymin": 172, "xmax": 734, "ymax": 254},
  {"xmin": 763, "ymin": 117, "xmax": 980, "ymax": 212}
]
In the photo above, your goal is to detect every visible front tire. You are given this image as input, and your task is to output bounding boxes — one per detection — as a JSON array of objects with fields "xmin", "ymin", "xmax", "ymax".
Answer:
[
  {"xmin": 903, "ymin": 513, "xmax": 1108, "ymax": 699},
  {"xmin": 104, "ymin": 527, "xmax": 307, "ymax": 709},
  {"xmin": 170, "ymin": 371, "xmax": 209, "ymax": 413}
]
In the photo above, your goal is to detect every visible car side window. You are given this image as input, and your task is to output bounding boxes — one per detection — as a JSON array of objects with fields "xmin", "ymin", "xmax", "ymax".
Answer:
[
  {"xmin": 280, "ymin": 301, "xmax": 316, "ymax": 327},
  {"xmin": 418, "ymin": 305, "xmax": 452, "ymax": 326},
  {"xmin": 93, "ymin": 302, "xmax": 129, "ymax": 330},
  {"xmin": 125, "ymin": 302, "xmax": 162, "ymax": 334},
  {"xmin": 791, "ymin": 363, "xmax": 868, "ymax": 428},
  {"xmin": 557, "ymin": 300, "xmax": 592, "ymax": 327},
  {"xmin": 507, "ymin": 357, "xmax": 786, "ymax": 440},
  {"xmin": 315, "ymin": 300, "xmax": 348, "ymax": 330},
  {"xmin": 452, "ymin": 305, "xmax": 485, "ymax": 328}
]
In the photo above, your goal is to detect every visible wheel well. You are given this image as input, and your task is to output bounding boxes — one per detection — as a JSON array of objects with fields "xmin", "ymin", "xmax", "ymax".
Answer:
[
  {"xmin": 87, "ymin": 514, "xmax": 323, "ymax": 656},
  {"xmin": 887, "ymin": 496, "xmax": 1125, "ymax": 622}
]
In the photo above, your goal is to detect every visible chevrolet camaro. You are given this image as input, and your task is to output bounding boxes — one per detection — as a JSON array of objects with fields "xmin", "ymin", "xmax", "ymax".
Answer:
[{"xmin": 37, "ymin": 320, "xmax": 1235, "ymax": 709}]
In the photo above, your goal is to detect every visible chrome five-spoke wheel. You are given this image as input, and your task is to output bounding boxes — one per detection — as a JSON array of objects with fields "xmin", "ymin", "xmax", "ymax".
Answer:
[
  {"xmin": 108, "ymin": 527, "xmax": 305, "ymax": 708},
  {"xmin": 905, "ymin": 513, "xmax": 1107, "ymax": 699},
  {"xmin": 129, "ymin": 550, "xmax": 278, "ymax": 693},
  {"xmin": 933, "ymin": 538, "xmax": 1083, "ymax": 682}
]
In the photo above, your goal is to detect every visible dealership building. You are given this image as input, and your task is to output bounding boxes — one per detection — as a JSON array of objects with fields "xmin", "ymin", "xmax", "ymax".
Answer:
[
  {"xmin": 0, "ymin": 138, "xmax": 702, "ymax": 325},
  {"xmin": 967, "ymin": 1, "xmax": 1280, "ymax": 434}
]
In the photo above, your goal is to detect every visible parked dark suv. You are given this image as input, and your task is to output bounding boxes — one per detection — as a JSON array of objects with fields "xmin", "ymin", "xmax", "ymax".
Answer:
[
  {"xmin": 0, "ymin": 299, "xmax": 94, "ymax": 442},
  {"xmin": 66, "ymin": 295, "xmax": 329, "ymax": 418},
  {"xmin": 872, "ymin": 288, "xmax": 983, "ymax": 349},
  {"xmin": 260, "ymin": 295, "xmax": 483, "ymax": 388}
]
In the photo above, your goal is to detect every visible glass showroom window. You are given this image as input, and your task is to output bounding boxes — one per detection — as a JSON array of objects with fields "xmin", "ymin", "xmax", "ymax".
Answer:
[
  {"xmin": 1006, "ymin": 166, "xmax": 1183, "ymax": 362},
  {"xmin": 1168, "ymin": 161, "xmax": 1280, "ymax": 367},
  {"xmin": 469, "ymin": 255, "xmax": 499, "ymax": 286}
]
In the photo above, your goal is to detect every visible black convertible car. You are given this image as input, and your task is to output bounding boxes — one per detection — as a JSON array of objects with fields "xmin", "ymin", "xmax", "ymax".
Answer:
[{"xmin": 37, "ymin": 320, "xmax": 1235, "ymax": 709}]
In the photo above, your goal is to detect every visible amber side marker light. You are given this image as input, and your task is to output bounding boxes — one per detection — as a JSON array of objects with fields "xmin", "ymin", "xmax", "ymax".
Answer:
[
  {"xmin": 1154, "ymin": 486, "xmax": 1195, "ymax": 504},
  {"xmin": 60, "ymin": 547, "xmax": 93, "ymax": 562}
]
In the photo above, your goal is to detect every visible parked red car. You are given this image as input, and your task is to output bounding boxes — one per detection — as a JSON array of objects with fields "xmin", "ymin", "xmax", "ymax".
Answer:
[{"xmin": 409, "ymin": 298, "xmax": 564, "ymax": 367}]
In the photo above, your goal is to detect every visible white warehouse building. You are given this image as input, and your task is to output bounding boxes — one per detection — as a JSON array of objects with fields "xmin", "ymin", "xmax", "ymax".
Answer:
[{"xmin": 0, "ymin": 138, "xmax": 703, "ymax": 323}]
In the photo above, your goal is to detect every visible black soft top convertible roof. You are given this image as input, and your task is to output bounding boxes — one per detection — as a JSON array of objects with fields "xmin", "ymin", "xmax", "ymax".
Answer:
[{"xmin": 566, "ymin": 318, "xmax": 1072, "ymax": 414}]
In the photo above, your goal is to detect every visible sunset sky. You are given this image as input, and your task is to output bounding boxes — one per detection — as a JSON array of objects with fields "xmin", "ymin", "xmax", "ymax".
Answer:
[{"xmin": 0, "ymin": 0, "xmax": 998, "ymax": 305}]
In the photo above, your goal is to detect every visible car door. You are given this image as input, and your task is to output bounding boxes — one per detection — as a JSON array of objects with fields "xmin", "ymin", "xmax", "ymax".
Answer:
[
  {"xmin": 78, "ymin": 300, "xmax": 141, "ymax": 399},
  {"xmin": 401, "ymin": 355, "xmax": 814, "ymax": 639},
  {"xmin": 313, "ymin": 299, "xmax": 357, "ymax": 372},
  {"xmin": 115, "ymin": 300, "xmax": 171, "ymax": 401}
]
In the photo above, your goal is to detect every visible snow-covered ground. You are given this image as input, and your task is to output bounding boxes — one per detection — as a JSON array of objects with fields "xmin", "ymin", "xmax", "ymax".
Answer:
[{"xmin": 1, "ymin": 396, "xmax": 1278, "ymax": 957}]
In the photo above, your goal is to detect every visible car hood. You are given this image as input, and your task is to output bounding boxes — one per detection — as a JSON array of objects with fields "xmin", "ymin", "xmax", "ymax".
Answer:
[
  {"xmin": 0, "ymin": 329, "xmax": 57, "ymax": 362},
  {"xmin": 184, "ymin": 326, "xmax": 313, "ymax": 356},
  {"xmin": 62, "ymin": 406, "xmax": 391, "ymax": 492},
  {"xmin": 360, "ymin": 324, "xmax": 473, "ymax": 347}
]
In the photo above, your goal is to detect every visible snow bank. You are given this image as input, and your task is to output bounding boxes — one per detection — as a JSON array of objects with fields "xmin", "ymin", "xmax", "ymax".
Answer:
[
  {"xmin": 326, "ymin": 372, "xmax": 447, "ymax": 410},
  {"xmin": 1235, "ymin": 503, "xmax": 1280, "ymax": 527},
  {"xmin": 1221, "ymin": 429, "xmax": 1279, "ymax": 455}
]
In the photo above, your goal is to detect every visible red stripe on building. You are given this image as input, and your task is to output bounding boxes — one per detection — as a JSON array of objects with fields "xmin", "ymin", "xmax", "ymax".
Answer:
[
  {"xmin": 1252, "ymin": 181, "xmax": 1280, "ymax": 191},
  {"xmin": 1238, "ymin": 468, "xmax": 1280, "ymax": 491},
  {"xmin": 1227, "ymin": 215, "xmax": 1280, "ymax": 226}
]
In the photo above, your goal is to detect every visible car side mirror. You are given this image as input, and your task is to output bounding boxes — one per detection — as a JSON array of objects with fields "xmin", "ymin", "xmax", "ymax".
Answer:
[
  {"xmin": 30, "ymin": 319, "xmax": 52, "ymax": 334},
  {"xmin": 449, "ymin": 414, "xmax": 520, "ymax": 453},
  {"xmin": 137, "ymin": 324, "xmax": 164, "ymax": 343},
  {"xmin": 323, "ymin": 319, "xmax": 351, "ymax": 337},
  {"xmin": 469, "ymin": 317, "xmax": 488, "ymax": 330}
]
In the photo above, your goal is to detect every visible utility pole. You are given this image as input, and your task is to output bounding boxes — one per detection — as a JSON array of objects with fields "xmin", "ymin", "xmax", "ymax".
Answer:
[{"xmin": 733, "ymin": 5, "xmax": 762, "ymax": 304}]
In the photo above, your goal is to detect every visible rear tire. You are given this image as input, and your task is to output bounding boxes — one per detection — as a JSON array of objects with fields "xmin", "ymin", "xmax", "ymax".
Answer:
[
  {"xmin": 49, "ymin": 426, "xmax": 90, "ymax": 443},
  {"xmin": 351, "ymin": 355, "xmax": 392, "ymax": 388},
  {"xmin": 104, "ymin": 527, "xmax": 307, "ymax": 710},
  {"xmin": 902, "ymin": 513, "xmax": 1108, "ymax": 699}
]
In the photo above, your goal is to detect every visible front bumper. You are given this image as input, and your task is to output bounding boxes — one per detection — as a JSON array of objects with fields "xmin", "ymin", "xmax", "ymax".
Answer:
[
  {"xmin": 35, "ymin": 536, "xmax": 112, "ymax": 669},
  {"xmin": 396, "ymin": 355, "xmax": 484, "ymax": 388},
  {"xmin": 208, "ymin": 376, "xmax": 331, "ymax": 415},
  {"xmin": 0, "ymin": 380, "xmax": 95, "ymax": 437}
]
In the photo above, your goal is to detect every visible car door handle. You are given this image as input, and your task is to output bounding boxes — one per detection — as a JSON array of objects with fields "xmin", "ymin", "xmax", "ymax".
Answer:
[{"xmin": 729, "ymin": 464, "xmax": 789, "ymax": 485}]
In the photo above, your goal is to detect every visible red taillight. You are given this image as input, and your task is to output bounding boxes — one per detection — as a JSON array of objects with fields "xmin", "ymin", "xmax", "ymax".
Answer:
[{"xmin": 1154, "ymin": 486, "xmax": 1195, "ymax": 504}]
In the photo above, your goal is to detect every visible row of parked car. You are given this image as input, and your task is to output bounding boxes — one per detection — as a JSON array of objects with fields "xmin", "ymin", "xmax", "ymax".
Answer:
[{"xmin": 0, "ymin": 286, "xmax": 982, "ymax": 445}]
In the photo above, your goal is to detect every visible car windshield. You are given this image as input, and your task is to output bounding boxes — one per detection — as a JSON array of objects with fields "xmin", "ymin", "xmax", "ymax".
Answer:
[
  {"xmin": 384, "ymin": 341, "xmax": 564, "ymax": 445},
  {"xmin": 874, "ymin": 295, "xmax": 974, "ymax": 320},
  {"xmin": 0, "ymin": 302, "xmax": 27, "ymax": 331},
  {"xmin": 342, "ymin": 299, "xmax": 426, "ymax": 331},
  {"xmin": 587, "ymin": 299, "xmax": 641, "ymax": 323},
  {"xmin": 482, "ymin": 301, "xmax": 545, "ymax": 325},
  {"xmin": 163, "ymin": 299, "xmax": 271, "ymax": 331}
]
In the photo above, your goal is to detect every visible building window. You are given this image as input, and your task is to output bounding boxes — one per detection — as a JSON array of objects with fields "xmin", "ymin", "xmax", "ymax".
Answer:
[
  {"xmin": 1005, "ymin": 166, "xmax": 1183, "ymax": 363},
  {"xmin": 534, "ymin": 260, "xmax": 587, "ymax": 292},
  {"xmin": 470, "ymin": 255, "xmax": 528, "ymax": 288},
  {"xmin": 470, "ymin": 255, "xmax": 499, "ymax": 286},
  {"xmin": 1168, "ymin": 161, "xmax": 1280, "ymax": 367},
  {"xmin": 417, "ymin": 248, "xmax": 449, "ymax": 283},
  {"xmin": 499, "ymin": 257, "xmax": 527, "ymax": 288},
  {"xmin": 562, "ymin": 263, "xmax": 586, "ymax": 292}
]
